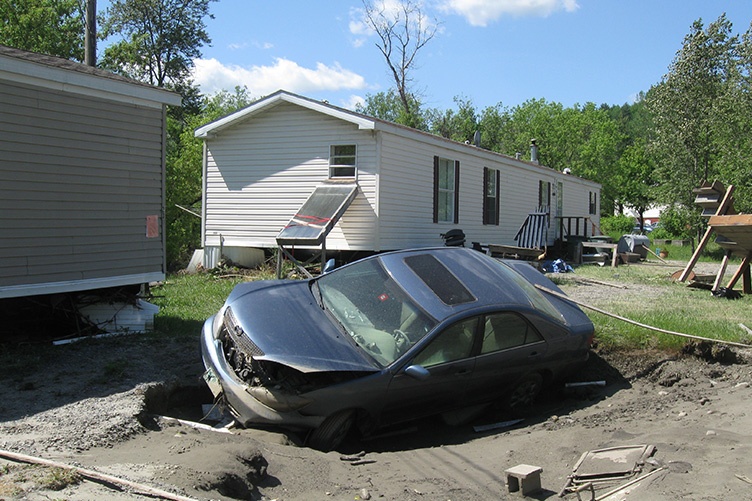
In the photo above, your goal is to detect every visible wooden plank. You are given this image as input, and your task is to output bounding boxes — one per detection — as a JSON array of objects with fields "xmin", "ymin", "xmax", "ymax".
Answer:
[
  {"xmin": 712, "ymin": 253, "xmax": 731, "ymax": 291},
  {"xmin": 678, "ymin": 184, "xmax": 735, "ymax": 282},
  {"xmin": 581, "ymin": 242, "xmax": 618, "ymax": 268},
  {"xmin": 726, "ymin": 253, "xmax": 752, "ymax": 292},
  {"xmin": 709, "ymin": 214, "xmax": 752, "ymax": 227}
]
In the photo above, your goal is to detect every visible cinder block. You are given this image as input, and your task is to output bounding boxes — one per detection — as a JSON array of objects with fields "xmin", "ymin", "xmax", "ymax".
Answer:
[{"xmin": 505, "ymin": 463, "xmax": 543, "ymax": 496}]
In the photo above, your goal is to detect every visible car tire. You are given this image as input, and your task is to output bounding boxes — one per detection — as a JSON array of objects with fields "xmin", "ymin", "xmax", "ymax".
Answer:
[
  {"xmin": 308, "ymin": 410, "xmax": 355, "ymax": 452},
  {"xmin": 506, "ymin": 373, "xmax": 543, "ymax": 412}
]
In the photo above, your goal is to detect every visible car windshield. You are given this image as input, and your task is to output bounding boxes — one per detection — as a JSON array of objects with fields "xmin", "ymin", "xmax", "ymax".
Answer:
[{"xmin": 313, "ymin": 258, "xmax": 437, "ymax": 367}]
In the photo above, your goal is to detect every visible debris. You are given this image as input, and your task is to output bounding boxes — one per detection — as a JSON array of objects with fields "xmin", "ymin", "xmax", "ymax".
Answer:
[
  {"xmin": 565, "ymin": 381, "xmax": 606, "ymax": 388},
  {"xmin": 473, "ymin": 418, "xmax": 524, "ymax": 433},
  {"xmin": 559, "ymin": 444, "xmax": 657, "ymax": 498},
  {"xmin": 592, "ymin": 466, "xmax": 667, "ymax": 500},
  {"xmin": 0, "ymin": 448, "xmax": 200, "ymax": 501},
  {"xmin": 340, "ymin": 451, "xmax": 367, "ymax": 462},
  {"xmin": 739, "ymin": 323, "xmax": 752, "ymax": 338},
  {"xmin": 358, "ymin": 487, "xmax": 372, "ymax": 499},
  {"xmin": 505, "ymin": 464, "xmax": 543, "ymax": 496},
  {"xmin": 712, "ymin": 287, "xmax": 742, "ymax": 300},
  {"xmin": 158, "ymin": 416, "xmax": 233, "ymax": 434},
  {"xmin": 735, "ymin": 474, "xmax": 752, "ymax": 485}
]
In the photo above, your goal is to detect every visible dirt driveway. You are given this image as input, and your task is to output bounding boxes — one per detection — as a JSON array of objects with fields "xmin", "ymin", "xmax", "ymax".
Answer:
[{"xmin": 1, "ymin": 270, "xmax": 751, "ymax": 500}]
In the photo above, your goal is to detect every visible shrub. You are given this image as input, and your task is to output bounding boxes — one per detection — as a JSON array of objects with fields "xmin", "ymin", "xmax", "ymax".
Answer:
[
  {"xmin": 657, "ymin": 205, "xmax": 701, "ymax": 239},
  {"xmin": 600, "ymin": 215, "xmax": 634, "ymax": 236}
]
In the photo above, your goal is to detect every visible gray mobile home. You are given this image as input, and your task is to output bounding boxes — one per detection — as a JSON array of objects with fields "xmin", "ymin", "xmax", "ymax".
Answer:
[
  {"xmin": 0, "ymin": 45, "xmax": 181, "ymax": 299},
  {"xmin": 195, "ymin": 90, "xmax": 601, "ymax": 267}
]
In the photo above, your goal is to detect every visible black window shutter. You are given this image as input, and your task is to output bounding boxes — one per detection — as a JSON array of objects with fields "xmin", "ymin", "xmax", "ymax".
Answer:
[
  {"xmin": 433, "ymin": 156, "xmax": 439, "ymax": 223},
  {"xmin": 454, "ymin": 160, "xmax": 460, "ymax": 224},
  {"xmin": 482, "ymin": 167, "xmax": 488, "ymax": 225},
  {"xmin": 495, "ymin": 169, "xmax": 501, "ymax": 225}
]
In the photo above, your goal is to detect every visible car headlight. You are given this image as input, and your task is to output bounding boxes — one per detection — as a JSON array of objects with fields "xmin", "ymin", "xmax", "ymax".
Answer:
[{"xmin": 247, "ymin": 386, "xmax": 312, "ymax": 413}]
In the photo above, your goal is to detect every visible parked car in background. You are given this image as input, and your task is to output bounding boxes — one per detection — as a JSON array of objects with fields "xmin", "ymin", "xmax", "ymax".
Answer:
[{"xmin": 200, "ymin": 247, "xmax": 594, "ymax": 451}]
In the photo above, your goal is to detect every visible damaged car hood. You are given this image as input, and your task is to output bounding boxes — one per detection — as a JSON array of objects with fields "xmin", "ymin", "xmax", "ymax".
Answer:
[{"xmin": 224, "ymin": 280, "xmax": 381, "ymax": 374}]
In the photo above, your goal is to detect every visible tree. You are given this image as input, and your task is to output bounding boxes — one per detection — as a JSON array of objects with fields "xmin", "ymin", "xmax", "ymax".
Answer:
[
  {"xmin": 0, "ymin": 0, "xmax": 85, "ymax": 60},
  {"xmin": 99, "ymin": 0, "xmax": 214, "ymax": 88},
  {"xmin": 356, "ymin": 89, "xmax": 427, "ymax": 129},
  {"xmin": 360, "ymin": 0, "xmax": 438, "ymax": 128},
  {"xmin": 426, "ymin": 96, "xmax": 479, "ymax": 143},
  {"xmin": 646, "ymin": 15, "xmax": 738, "ymax": 208}
]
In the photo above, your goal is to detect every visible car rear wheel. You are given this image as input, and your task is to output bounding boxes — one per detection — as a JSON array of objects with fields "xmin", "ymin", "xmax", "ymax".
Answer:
[
  {"xmin": 308, "ymin": 410, "xmax": 355, "ymax": 452},
  {"xmin": 506, "ymin": 373, "xmax": 543, "ymax": 412}
]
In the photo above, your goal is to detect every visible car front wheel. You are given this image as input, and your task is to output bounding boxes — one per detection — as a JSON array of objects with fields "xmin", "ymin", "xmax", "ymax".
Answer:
[{"xmin": 308, "ymin": 410, "xmax": 355, "ymax": 452}]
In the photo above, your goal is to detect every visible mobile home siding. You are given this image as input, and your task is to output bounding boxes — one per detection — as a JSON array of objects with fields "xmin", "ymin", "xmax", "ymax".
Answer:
[
  {"xmin": 197, "ymin": 91, "xmax": 601, "ymax": 258},
  {"xmin": 0, "ymin": 80, "xmax": 166, "ymax": 294},
  {"xmin": 376, "ymin": 130, "xmax": 581, "ymax": 250},
  {"xmin": 202, "ymin": 102, "xmax": 378, "ymax": 251}
]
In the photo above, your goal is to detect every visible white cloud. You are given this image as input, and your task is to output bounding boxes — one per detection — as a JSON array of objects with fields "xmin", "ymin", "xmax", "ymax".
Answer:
[
  {"xmin": 439, "ymin": 0, "xmax": 579, "ymax": 27},
  {"xmin": 343, "ymin": 94, "xmax": 366, "ymax": 110},
  {"xmin": 191, "ymin": 57, "xmax": 368, "ymax": 96}
]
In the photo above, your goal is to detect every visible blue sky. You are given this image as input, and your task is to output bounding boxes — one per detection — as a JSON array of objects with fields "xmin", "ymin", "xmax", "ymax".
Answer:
[{"xmin": 102, "ymin": 0, "xmax": 752, "ymax": 111}]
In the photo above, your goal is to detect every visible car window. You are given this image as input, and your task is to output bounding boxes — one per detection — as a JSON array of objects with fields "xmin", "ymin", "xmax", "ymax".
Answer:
[
  {"xmin": 481, "ymin": 312, "xmax": 543, "ymax": 354},
  {"xmin": 413, "ymin": 317, "xmax": 478, "ymax": 368},
  {"xmin": 491, "ymin": 260, "xmax": 566, "ymax": 323},
  {"xmin": 316, "ymin": 258, "xmax": 437, "ymax": 366}
]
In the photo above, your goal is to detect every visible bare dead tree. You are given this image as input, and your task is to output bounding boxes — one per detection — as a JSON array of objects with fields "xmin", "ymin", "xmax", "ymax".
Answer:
[{"xmin": 361, "ymin": 0, "xmax": 438, "ymax": 125}]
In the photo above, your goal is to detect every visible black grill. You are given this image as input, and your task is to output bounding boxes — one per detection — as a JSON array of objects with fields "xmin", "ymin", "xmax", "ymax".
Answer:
[{"xmin": 223, "ymin": 307, "xmax": 265, "ymax": 357}]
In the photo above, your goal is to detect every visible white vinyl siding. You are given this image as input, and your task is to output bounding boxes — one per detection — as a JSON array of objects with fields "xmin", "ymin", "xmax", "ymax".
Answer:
[
  {"xmin": 198, "ymin": 92, "xmax": 601, "ymax": 254},
  {"xmin": 202, "ymin": 103, "xmax": 377, "ymax": 251},
  {"xmin": 0, "ymin": 79, "xmax": 168, "ymax": 296}
]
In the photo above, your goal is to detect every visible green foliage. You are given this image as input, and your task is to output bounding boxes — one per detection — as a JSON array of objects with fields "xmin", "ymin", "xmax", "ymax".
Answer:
[
  {"xmin": 656, "ymin": 205, "xmax": 701, "ymax": 239},
  {"xmin": 356, "ymin": 89, "xmax": 427, "ymax": 129},
  {"xmin": 0, "ymin": 0, "xmax": 84, "ymax": 60},
  {"xmin": 599, "ymin": 215, "xmax": 634, "ymax": 237},
  {"xmin": 646, "ymin": 14, "xmax": 752, "ymax": 211},
  {"xmin": 99, "ymin": 0, "xmax": 215, "ymax": 87}
]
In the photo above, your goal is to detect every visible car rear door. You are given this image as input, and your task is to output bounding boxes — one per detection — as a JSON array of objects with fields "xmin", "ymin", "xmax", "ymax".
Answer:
[{"xmin": 464, "ymin": 311, "xmax": 549, "ymax": 406}]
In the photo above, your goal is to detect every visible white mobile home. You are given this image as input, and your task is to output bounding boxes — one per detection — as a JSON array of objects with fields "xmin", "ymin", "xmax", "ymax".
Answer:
[
  {"xmin": 195, "ymin": 90, "xmax": 601, "ymax": 267},
  {"xmin": 0, "ymin": 45, "xmax": 181, "ymax": 299}
]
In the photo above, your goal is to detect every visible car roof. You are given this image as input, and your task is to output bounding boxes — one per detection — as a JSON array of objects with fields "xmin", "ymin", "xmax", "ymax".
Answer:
[{"xmin": 374, "ymin": 247, "xmax": 541, "ymax": 319}]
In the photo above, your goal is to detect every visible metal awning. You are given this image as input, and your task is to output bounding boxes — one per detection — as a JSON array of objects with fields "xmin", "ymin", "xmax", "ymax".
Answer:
[{"xmin": 276, "ymin": 181, "xmax": 358, "ymax": 246}]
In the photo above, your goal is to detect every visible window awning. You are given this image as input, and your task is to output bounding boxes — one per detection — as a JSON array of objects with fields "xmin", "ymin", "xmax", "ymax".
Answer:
[{"xmin": 276, "ymin": 181, "xmax": 358, "ymax": 246}]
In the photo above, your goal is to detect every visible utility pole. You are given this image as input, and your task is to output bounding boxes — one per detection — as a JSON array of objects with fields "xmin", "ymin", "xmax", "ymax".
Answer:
[{"xmin": 84, "ymin": 0, "xmax": 97, "ymax": 66}]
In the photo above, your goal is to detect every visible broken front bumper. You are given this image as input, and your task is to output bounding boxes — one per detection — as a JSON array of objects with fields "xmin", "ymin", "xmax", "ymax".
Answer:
[{"xmin": 199, "ymin": 316, "xmax": 324, "ymax": 430}]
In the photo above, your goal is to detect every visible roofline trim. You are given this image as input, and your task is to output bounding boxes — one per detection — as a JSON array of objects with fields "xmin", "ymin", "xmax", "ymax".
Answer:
[
  {"xmin": 0, "ymin": 54, "xmax": 181, "ymax": 108},
  {"xmin": 195, "ymin": 90, "xmax": 375, "ymax": 138}
]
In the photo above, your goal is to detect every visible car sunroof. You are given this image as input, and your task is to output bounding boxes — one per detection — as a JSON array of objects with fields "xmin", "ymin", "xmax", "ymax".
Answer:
[{"xmin": 404, "ymin": 254, "xmax": 475, "ymax": 305}]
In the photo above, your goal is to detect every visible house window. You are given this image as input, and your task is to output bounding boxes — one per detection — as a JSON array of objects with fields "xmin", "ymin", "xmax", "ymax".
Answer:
[
  {"xmin": 329, "ymin": 145, "xmax": 356, "ymax": 178},
  {"xmin": 538, "ymin": 180, "xmax": 551, "ymax": 211},
  {"xmin": 483, "ymin": 167, "xmax": 500, "ymax": 225},
  {"xmin": 589, "ymin": 191, "xmax": 598, "ymax": 215},
  {"xmin": 433, "ymin": 156, "xmax": 459, "ymax": 223}
]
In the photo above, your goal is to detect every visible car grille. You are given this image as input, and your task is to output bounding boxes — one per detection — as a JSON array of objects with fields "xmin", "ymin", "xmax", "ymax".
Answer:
[{"xmin": 223, "ymin": 307, "xmax": 265, "ymax": 357}]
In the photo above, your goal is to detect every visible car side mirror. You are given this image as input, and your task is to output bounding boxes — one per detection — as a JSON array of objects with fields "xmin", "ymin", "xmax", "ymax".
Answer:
[
  {"xmin": 322, "ymin": 258, "xmax": 336, "ymax": 274},
  {"xmin": 404, "ymin": 364, "xmax": 430, "ymax": 381}
]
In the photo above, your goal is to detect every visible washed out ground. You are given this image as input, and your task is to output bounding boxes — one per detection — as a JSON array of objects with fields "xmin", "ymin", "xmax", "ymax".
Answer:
[{"xmin": 1, "ymin": 261, "xmax": 751, "ymax": 500}]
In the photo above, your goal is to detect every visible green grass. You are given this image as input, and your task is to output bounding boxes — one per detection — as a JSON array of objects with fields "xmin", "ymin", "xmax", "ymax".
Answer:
[{"xmin": 556, "ymin": 260, "xmax": 751, "ymax": 351}]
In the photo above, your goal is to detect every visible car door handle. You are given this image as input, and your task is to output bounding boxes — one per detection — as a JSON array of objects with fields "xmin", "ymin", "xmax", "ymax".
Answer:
[
  {"xmin": 528, "ymin": 352, "xmax": 540, "ymax": 358},
  {"xmin": 454, "ymin": 368, "xmax": 472, "ymax": 376}
]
